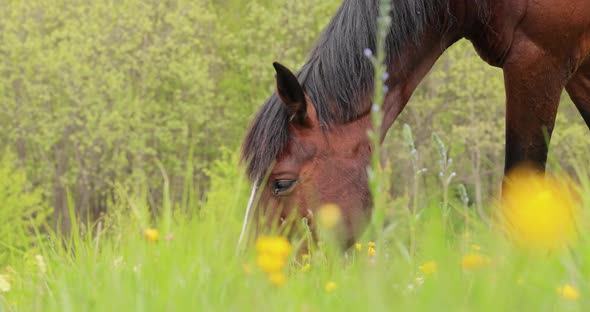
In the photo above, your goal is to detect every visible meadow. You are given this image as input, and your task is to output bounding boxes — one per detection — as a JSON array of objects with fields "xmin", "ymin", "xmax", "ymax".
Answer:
[{"xmin": 1, "ymin": 0, "xmax": 590, "ymax": 311}]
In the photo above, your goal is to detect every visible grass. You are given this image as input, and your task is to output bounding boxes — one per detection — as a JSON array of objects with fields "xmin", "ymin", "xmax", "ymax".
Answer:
[{"xmin": 1, "ymin": 161, "xmax": 589, "ymax": 312}]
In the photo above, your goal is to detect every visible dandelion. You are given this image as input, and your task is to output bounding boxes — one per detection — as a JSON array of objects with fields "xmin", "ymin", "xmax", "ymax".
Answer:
[
  {"xmin": 419, "ymin": 261, "xmax": 437, "ymax": 275},
  {"xmin": 255, "ymin": 236, "xmax": 292, "ymax": 285},
  {"xmin": 325, "ymin": 281, "xmax": 337, "ymax": 292},
  {"xmin": 255, "ymin": 236, "xmax": 292, "ymax": 259},
  {"xmin": 557, "ymin": 284, "xmax": 579, "ymax": 301},
  {"xmin": 317, "ymin": 204, "xmax": 342, "ymax": 229},
  {"xmin": 144, "ymin": 228, "xmax": 160, "ymax": 242},
  {"xmin": 355, "ymin": 243, "xmax": 362, "ymax": 251},
  {"xmin": 256, "ymin": 253, "xmax": 287, "ymax": 273},
  {"xmin": 368, "ymin": 241, "xmax": 376, "ymax": 248},
  {"xmin": 268, "ymin": 272, "xmax": 286, "ymax": 287},
  {"xmin": 0, "ymin": 274, "xmax": 10, "ymax": 292},
  {"xmin": 368, "ymin": 246, "xmax": 376, "ymax": 257},
  {"xmin": 461, "ymin": 253, "xmax": 488, "ymax": 271},
  {"xmin": 502, "ymin": 167, "xmax": 580, "ymax": 250}
]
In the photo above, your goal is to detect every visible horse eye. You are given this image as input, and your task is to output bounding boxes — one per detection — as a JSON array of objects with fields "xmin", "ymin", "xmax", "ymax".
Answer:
[{"xmin": 271, "ymin": 179, "xmax": 298, "ymax": 195}]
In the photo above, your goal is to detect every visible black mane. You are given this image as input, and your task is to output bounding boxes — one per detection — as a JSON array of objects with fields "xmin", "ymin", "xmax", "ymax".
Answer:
[{"xmin": 242, "ymin": 0, "xmax": 452, "ymax": 181}]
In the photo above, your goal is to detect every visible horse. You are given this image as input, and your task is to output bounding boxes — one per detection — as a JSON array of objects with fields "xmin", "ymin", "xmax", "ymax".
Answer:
[{"xmin": 240, "ymin": 0, "xmax": 590, "ymax": 248}]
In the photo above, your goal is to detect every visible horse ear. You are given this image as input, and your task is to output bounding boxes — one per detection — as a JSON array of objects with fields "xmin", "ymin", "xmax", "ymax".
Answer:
[{"xmin": 273, "ymin": 62, "xmax": 308, "ymax": 126}]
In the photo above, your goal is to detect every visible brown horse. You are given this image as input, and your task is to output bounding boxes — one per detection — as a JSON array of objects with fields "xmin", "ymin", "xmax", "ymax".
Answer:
[{"xmin": 241, "ymin": 0, "xmax": 590, "ymax": 247}]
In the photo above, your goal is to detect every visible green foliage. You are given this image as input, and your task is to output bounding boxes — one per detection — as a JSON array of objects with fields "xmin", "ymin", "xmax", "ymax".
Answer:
[{"xmin": 0, "ymin": 152, "xmax": 49, "ymax": 266}]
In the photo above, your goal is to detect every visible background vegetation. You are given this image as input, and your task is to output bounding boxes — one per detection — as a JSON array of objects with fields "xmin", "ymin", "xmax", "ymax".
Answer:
[{"xmin": 1, "ymin": 0, "xmax": 590, "ymax": 310}]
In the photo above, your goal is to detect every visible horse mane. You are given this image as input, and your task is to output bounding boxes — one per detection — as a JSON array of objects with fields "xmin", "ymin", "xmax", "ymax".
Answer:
[{"xmin": 242, "ymin": 0, "xmax": 457, "ymax": 181}]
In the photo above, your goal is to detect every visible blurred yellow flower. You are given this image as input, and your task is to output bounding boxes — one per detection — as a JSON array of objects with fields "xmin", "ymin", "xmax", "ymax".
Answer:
[
  {"xmin": 301, "ymin": 263, "xmax": 311, "ymax": 272},
  {"xmin": 557, "ymin": 284, "xmax": 579, "ymax": 301},
  {"xmin": 255, "ymin": 236, "xmax": 291, "ymax": 274},
  {"xmin": 268, "ymin": 272, "xmax": 286, "ymax": 287},
  {"xmin": 368, "ymin": 241, "xmax": 376, "ymax": 248},
  {"xmin": 368, "ymin": 246, "xmax": 376, "ymax": 257},
  {"xmin": 502, "ymin": 168, "xmax": 580, "ymax": 250},
  {"xmin": 256, "ymin": 254, "xmax": 287, "ymax": 273},
  {"xmin": 317, "ymin": 204, "xmax": 342, "ymax": 228},
  {"xmin": 419, "ymin": 261, "xmax": 437, "ymax": 275},
  {"xmin": 325, "ymin": 281, "xmax": 337, "ymax": 292},
  {"xmin": 0, "ymin": 274, "xmax": 10, "ymax": 292},
  {"xmin": 255, "ymin": 236, "xmax": 291, "ymax": 258},
  {"xmin": 355, "ymin": 243, "xmax": 362, "ymax": 251},
  {"xmin": 461, "ymin": 253, "xmax": 488, "ymax": 271},
  {"xmin": 144, "ymin": 228, "xmax": 160, "ymax": 242}
]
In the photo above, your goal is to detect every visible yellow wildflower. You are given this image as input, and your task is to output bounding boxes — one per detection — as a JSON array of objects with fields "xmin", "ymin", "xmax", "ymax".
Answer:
[
  {"xmin": 317, "ymin": 204, "xmax": 342, "ymax": 228},
  {"xmin": 0, "ymin": 274, "xmax": 10, "ymax": 292},
  {"xmin": 502, "ymin": 167, "xmax": 580, "ymax": 250},
  {"xmin": 557, "ymin": 284, "xmax": 579, "ymax": 301},
  {"xmin": 301, "ymin": 263, "xmax": 311, "ymax": 272},
  {"xmin": 368, "ymin": 241, "xmax": 376, "ymax": 248},
  {"xmin": 255, "ymin": 236, "xmax": 291, "ymax": 273},
  {"xmin": 256, "ymin": 254, "xmax": 287, "ymax": 273},
  {"xmin": 268, "ymin": 272, "xmax": 286, "ymax": 287},
  {"xmin": 355, "ymin": 243, "xmax": 362, "ymax": 251},
  {"xmin": 461, "ymin": 253, "xmax": 488, "ymax": 271},
  {"xmin": 419, "ymin": 261, "xmax": 437, "ymax": 275},
  {"xmin": 368, "ymin": 246, "xmax": 376, "ymax": 257},
  {"xmin": 144, "ymin": 228, "xmax": 160, "ymax": 242},
  {"xmin": 255, "ymin": 236, "xmax": 291, "ymax": 258},
  {"xmin": 325, "ymin": 281, "xmax": 337, "ymax": 292}
]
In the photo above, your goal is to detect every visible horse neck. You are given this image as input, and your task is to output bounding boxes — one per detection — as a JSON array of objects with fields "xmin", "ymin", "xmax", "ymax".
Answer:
[{"xmin": 379, "ymin": 28, "xmax": 462, "ymax": 141}]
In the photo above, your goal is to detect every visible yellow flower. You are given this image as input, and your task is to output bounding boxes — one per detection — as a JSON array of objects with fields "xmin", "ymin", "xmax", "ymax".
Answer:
[
  {"xmin": 255, "ymin": 236, "xmax": 291, "ymax": 258},
  {"xmin": 255, "ymin": 236, "xmax": 291, "ymax": 273},
  {"xmin": 461, "ymin": 253, "xmax": 488, "ymax": 271},
  {"xmin": 368, "ymin": 241, "xmax": 376, "ymax": 248},
  {"xmin": 557, "ymin": 284, "xmax": 579, "ymax": 300},
  {"xmin": 144, "ymin": 228, "xmax": 160, "ymax": 242},
  {"xmin": 355, "ymin": 243, "xmax": 362, "ymax": 251},
  {"xmin": 256, "ymin": 254, "xmax": 287, "ymax": 273},
  {"xmin": 268, "ymin": 272, "xmax": 286, "ymax": 287},
  {"xmin": 502, "ymin": 168, "xmax": 580, "ymax": 250},
  {"xmin": 368, "ymin": 246, "xmax": 376, "ymax": 257},
  {"xmin": 325, "ymin": 281, "xmax": 337, "ymax": 292},
  {"xmin": 301, "ymin": 263, "xmax": 311, "ymax": 272},
  {"xmin": 317, "ymin": 204, "xmax": 342, "ymax": 228},
  {"xmin": 419, "ymin": 261, "xmax": 437, "ymax": 275},
  {"xmin": 0, "ymin": 274, "xmax": 10, "ymax": 292}
]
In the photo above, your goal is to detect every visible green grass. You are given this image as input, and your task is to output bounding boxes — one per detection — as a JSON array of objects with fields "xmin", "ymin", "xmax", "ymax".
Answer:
[{"xmin": 1, "ymin": 168, "xmax": 589, "ymax": 312}]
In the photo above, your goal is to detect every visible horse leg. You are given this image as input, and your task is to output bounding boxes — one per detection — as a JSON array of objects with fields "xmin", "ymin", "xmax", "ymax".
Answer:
[
  {"xmin": 502, "ymin": 41, "xmax": 568, "ymax": 174},
  {"xmin": 566, "ymin": 64, "xmax": 590, "ymax": 129}
]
